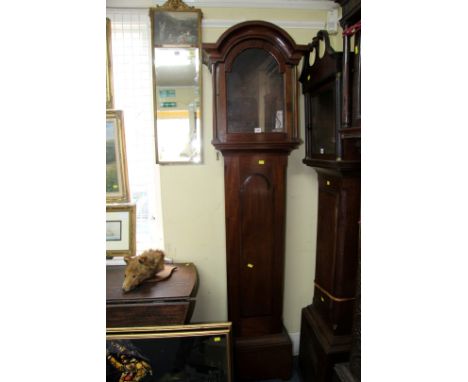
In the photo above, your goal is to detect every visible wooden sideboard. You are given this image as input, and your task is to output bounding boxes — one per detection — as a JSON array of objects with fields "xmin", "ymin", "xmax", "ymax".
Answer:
[{"xmin": 106, "ymin": 263, "xmax": 198, "ymax": 327}]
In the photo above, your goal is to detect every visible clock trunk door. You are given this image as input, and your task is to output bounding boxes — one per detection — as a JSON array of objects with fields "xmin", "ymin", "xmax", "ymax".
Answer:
[{"xmin": 225, "ymin": 154, "xmax": 287, "ymax": 337}]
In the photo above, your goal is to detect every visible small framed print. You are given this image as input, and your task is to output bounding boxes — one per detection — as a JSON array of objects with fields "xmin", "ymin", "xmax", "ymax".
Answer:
[{"xmin": 106, "ymin": 204, "xmax": 136, "ymax": 258}]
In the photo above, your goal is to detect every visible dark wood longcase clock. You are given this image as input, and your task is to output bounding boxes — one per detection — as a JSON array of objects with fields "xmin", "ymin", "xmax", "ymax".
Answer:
[
  {"xmin": 203, "ymin": 21, "xmax": 306, "ymax": 381},
  {"xmin": 298, "ymin": 1, "xmax": 361, "ymax": 380}
]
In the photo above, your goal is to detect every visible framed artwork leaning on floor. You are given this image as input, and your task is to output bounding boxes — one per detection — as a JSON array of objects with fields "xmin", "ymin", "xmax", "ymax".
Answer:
[{"xmin": 106, "ymin": 323, "xmax": 233, "ymax": 382}]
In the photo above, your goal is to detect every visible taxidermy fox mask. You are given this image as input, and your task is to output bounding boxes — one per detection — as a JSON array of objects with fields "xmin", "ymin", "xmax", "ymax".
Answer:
[{"xmin": 122, "ymin": 249, "xmax": 165, "ymax": 293}]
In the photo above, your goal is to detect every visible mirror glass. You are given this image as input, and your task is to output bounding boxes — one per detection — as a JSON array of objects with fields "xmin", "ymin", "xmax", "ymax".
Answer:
[
  {"xmin": 154, "ymin": 47, "xmax": 201, "ymax": 163},
  {"xmin": 152, "ymin": 6, "xmax": 202, "ymax": 164}
]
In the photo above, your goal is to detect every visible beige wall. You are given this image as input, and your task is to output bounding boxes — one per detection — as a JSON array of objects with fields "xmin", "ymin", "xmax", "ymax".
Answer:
[{"xmin": 159, "ymin": 7, "xmax": 342, "ymax": 334}]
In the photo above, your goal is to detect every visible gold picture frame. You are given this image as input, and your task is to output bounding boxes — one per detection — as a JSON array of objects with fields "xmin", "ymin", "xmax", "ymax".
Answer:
[
  {"xmin": 106, "ymin": 203, "xmax": 136, "ymax": 258},
  {"xmin": 106, "ymin": 110, "xmax": 130, "ymax": 203},
  {"xmin": 106, "ymin": 18, "xmax": 114, "ymax": 109},
  {"xmin": 107, "ymin": 323, "xmax": 233, "ymax": 382}
]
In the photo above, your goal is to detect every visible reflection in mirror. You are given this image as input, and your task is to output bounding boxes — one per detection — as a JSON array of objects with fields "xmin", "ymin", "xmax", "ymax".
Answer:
[
  {"xmin": 154, "ymin": 47, "xmax": 201, "ymax": 163},
  {"xmin": 227, "ymin": 48, "xmax": 284, "ymax": 134},
  {"xmin": 151, "ymin": 2, "xmax": 202, "ymax": 164}
]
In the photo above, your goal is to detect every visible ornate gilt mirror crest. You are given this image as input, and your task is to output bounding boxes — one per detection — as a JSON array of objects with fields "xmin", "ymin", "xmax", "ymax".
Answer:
[{"xmin": 150, "ymin": 0, "xmax": 203, "ymax": 164}]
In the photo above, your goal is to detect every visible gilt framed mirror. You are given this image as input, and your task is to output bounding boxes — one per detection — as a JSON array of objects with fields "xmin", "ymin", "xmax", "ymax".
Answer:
[{"xmin": 150, "ymin": 0, "xmax": 203, "ymax": 164}]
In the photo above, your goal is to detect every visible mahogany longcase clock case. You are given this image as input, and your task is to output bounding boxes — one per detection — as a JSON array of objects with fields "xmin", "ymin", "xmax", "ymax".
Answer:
[
  {"xmin": 298, "ymin": 0, "xmax": 361, "ymax": 381},
  {"xmin": 203, "ymin": 21, "xmax": 307, "ymax": 381}
]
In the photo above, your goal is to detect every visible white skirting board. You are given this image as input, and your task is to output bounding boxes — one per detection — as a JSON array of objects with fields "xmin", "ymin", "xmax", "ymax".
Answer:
[{"xmin": 289, "ymin": 331, "xmax": 301, "ymax": 356}]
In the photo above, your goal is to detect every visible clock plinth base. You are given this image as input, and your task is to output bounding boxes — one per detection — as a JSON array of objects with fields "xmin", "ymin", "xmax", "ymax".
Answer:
[
  {"xmin": 234, "ymin": 328, "xmax": 293, "ymax": 381},
  {"xmin": 299, "ymin": 306, "xmax": 352, "ymax": 382}
]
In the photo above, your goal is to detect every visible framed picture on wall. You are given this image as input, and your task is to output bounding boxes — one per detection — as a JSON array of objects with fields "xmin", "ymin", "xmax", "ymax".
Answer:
[
  {"xmin": 107, "ymin": 18, "xmax": 114, "ymax": 109},
  {"xmin": 107, "ymin": 110, "xmax": 130, "ymax": 203},
  {"xmin": 106, "ymin": 323, "xmax": 233, "ymax": 382},
  {"xmin": 106, "ymin": 204, "xmax": 136, "ymax": 258}
]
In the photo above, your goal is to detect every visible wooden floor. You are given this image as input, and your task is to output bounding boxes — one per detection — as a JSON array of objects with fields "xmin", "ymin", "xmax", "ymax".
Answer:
[{"xmin": 251, "ymin": 357, "xmax": 302, "ymax": 382}]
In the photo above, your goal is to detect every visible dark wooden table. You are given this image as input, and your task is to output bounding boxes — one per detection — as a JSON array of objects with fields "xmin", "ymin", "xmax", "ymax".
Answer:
[{"xmin": 106, "ymin": 263, "xmax": 198, "ymax": 328}]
